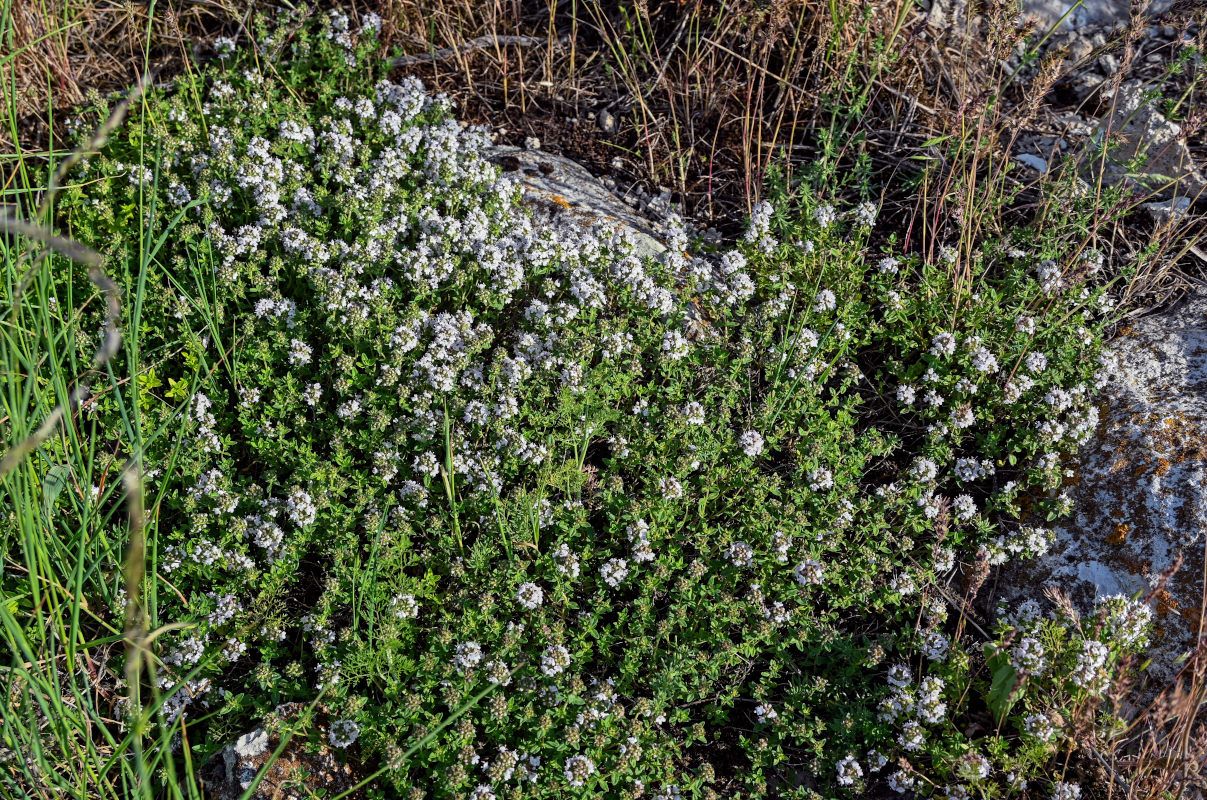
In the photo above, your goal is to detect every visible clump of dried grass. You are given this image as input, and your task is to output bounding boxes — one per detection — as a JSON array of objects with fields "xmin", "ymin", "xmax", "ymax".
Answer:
[{"xmin": 3, "ymin": 0, "xmax": 257, "ymax": 155}]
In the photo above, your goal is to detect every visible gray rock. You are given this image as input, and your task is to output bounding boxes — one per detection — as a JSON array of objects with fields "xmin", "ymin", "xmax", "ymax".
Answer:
[
  {"xmin": 1142, "ymin": 196, "xmax": 1193, "ymax": 221},
  {"xmin": 995, "ymin": 292, "xmax": 1207, "ymax": 682},
  {"xmin": 1022, "ymin": 0, "xmax": 1170, "ymax": 29},
  {"xmin": 234, "ymin": 728, "xmax": 269, "ymax": 759},
  {"xmin": 486, "ymin": 145, "xmax": 668, "ymax": 264},
  {"xmin": 1014, "ymin": 153, "xmax": 1050, "ymax": 174},
  {"xmin": 599, "ymin": 109, "xmax": 617, "ymax": 134},
  {"xmin": 1080, "ymin": 80, "xmax": 1206, "ymax": 201}
]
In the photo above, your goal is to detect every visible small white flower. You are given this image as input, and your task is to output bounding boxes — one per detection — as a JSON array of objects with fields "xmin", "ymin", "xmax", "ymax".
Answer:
[
  {"xmin": 661, "ymin": 330, "xmax": 690, "ymax": 360},
  {"xmin": 515, "ymin": 582, "xmax": 544, "ymax": 610},
  {"xmin": 854, "ymin": 201, "xmax": 878, "ymax": 227},
  {"xmin": 930, "ymin": 332, "xmax": 957, "ymax": 357},
  {"xmin": 391, "ymin": 594, "xmax": 419, "ymax": 619},
  {"xmin": 886, "ymin": 662, "xmax": 911, "ymax": 688},
  {"xmin": 950, "ymin": 405, "xmax": 975, "ymax": 429},
  {"xmin": 660, "ymin": 476, "xmax": 684, "ymax": 499},
  {"xmin": 682, "ymin": 401, "xmax": 706, "ymax": 425},
  {"xmin": 836, "ymin": 754, "xmax": 863, "ymax": 786},
  {"xmin": 725, "ymin": 541, "xmax": 754, "ymax": 568},
  {"xmin": 794, "ymin": 559, "xmax": 824, "ymax": 586},
  {"xmin": 563, "ymin": 754, "xmax": 596, "ymax": 787},
  {"xmin": 922, "ymin": 631, "xmax": 950, "ymax": 662},
  {"xmin": 453, "ymin": 641, "xmax": 484, "ymax": 673},
  {"xmin": 1051, "ymin": 781, "xmax": 1081, "ymax": 800},
  {"xmin": 599, "ymin": 558, "xmax": 629, "ymax": 587},
  {"xmin": 739, "ymin": 430, "xmax": 765, "ymax": 458},
  {"xmin": 540, "ymin": 644, "xmax": 571, "ymax": 677},
  {"xmin": 813, "ymin": 289, "xmax": 837, "ymax": 313},
  {"xmin": 1024, "ymin": 712, "xmax": 1056, "ymax": 742},
  {"xmin": 807, "ymin": 467, "xmax": 833, "ymax": 491},
  {"xmin": 288, "ymin": 338, "xmax": 313, "ymax": 366},
  {"xmin": 328, "ymin": 719, "xmax": 360, "ymax": 748}
]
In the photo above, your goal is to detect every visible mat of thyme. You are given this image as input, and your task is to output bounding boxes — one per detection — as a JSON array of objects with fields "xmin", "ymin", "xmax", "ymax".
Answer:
[{"xmin": 27, "ymin": 15, "xmax": 1155, "ymax": 800}]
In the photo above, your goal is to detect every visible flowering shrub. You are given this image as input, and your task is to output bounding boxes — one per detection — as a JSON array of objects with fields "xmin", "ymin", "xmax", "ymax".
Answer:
[{"xmin": 29, "ymin": 10, "xmax": 1141, "ymax": 798}]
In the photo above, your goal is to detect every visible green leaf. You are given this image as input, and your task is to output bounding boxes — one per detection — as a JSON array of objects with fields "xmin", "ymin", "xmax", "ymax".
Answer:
[
  {"xmin": 167, "ymin": 377, "xmax": 191, "ymax": 401},
  {"xmin": 984, "ymin": 643, "xmax": 1020, "ymax": 724},
  {"xmin": 43, "ymin": 465, "xmax": 69, "ymax": 513}
]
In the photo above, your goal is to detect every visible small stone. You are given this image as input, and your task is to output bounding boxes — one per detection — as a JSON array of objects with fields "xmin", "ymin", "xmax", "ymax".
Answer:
[
  {"xmin": 1067, "ymin": 36, "xmax": 1093, "ymax": 63},
  {"xmin": 1014, "ymin": 153, "xmax": 1049, "ymax": 174},
  {"xmin": 234, "ymin": 728, "xmax": 270, "ymax": 759},
  {"xmin": 524, "ymin": 136, "xmax": 541, "ymax": 151},
  {"xmin": 599, "ymin": 109, "xmax": 617, "ymax": 134},
  {"xmin": 1142, "ymin": 196, "xmax": 1192, "ymax": 221},
  {"xmin": 1098, "ymin": 53, "xmax": 1119, "ymax": 75}
]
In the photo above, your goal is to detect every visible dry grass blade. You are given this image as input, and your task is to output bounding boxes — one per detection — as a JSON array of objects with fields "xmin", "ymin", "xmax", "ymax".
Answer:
[{"xmin": 0, "ymin": 214, "xmax": 102, "ymax": 266}]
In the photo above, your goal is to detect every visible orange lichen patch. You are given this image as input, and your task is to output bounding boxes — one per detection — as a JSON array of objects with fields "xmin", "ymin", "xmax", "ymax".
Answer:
[
  {"xmin": 1132, "ymin": 457, "xmax": 1155, "ymax": 478},
  {"xmin": 1155, "ymin": 588, "xmax": 1180, "ymax": 617},
  {"xmin": 1178, "ymin": 602, "xmax": 1203, "ymax": 631},
  {"xmin": 1106, "ymin": 523, "xmax": 1130, "ymax": 546},
  {"xmin": 545, "ymin": 193, "xmax": 573, "ymax": 209},
  {"xmin": 1115, "ymin": 555, "xmax": 1152, "ymax": 577}
]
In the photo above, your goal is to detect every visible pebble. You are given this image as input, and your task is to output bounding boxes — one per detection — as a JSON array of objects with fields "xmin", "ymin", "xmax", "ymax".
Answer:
[
  {"xmin": 524, "ymin": 136, "xmax": 541, "ymax": 150},
  {"xmin": 599, "ymin": 109, "xmax": 617, "ymax": 134}
]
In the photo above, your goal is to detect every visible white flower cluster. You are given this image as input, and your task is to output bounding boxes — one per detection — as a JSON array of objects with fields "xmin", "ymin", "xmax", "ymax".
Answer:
[
  {"xmin": 1097, "ymin": 593, "xmax": 1153, "ymax": 649},
  {"xmin": 794, "ymin": 559, "xmax": 824, "ymax": 586},
  {"xmin": 391, "ymin": 593, "xmax": 420, "ymax": 617},
  {"xmin": 328, "ymin": 718, "xmax": 360, "ymax": 748},
  {"xmin": 599, "ymin": 558, "xmax": 629, "ymax": 588},
  {"xmin": 1070, "ymin": 640, "xmax": 1111, "ymax": 694},
  {"xmin": 453, "ymin": 641, "xmax": 484, "ymax": 674},
  {"xmin": 835, "ymin": 754, "xmax": 863, "ymax": 786},
  {"xmin": 985, "ymin": 525, "xmax": 1054, "ymax": 565},
  {"xmin": 515, "ymin": 582, "xmax": 544, "ymax": 610},
  {"xmin": 744, "ymin": 200, "xmax": 778, "ymax": 254},
  {"xmin": 540, "ymin": 644, "xmax": 572, "ymax": 677},
  {"xmin": 563, "ymin": 754, "xmax": 596, "ymax": 787},
  {"xmin": 1011, "ymin": 636, "xmax": 1047, "ymax": 675},
  {"xmin": 738, "ymin": 429, "xmax": 765, "ymax": 458}
]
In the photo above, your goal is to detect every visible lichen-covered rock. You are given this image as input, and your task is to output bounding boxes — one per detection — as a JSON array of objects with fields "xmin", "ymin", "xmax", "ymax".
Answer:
[
  {"xmin": 995, "ymin": 292, "xmax": 1207, "ymax": 681},
  {"xmin": 1082, "ymin": 80, "xmax": 1206, "ymax": 202},
  {"xmin": 485, "ymin": 145, "xmax": 669, "ymax": 263},
  {"xmin": 1021, "ymin": 0, "xmax": 1171, "ymax": 29}
]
